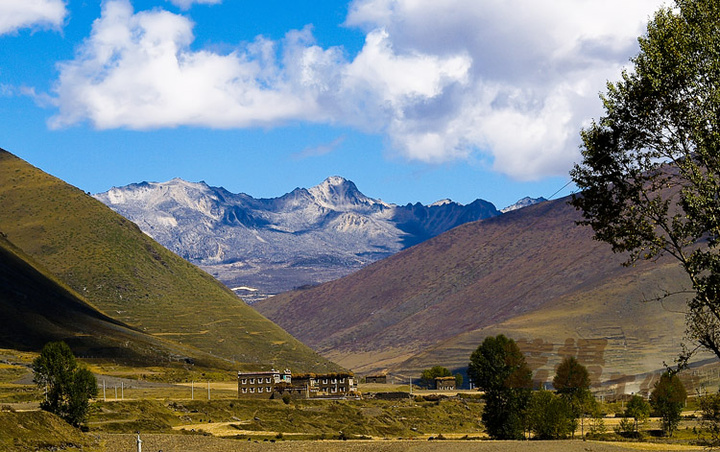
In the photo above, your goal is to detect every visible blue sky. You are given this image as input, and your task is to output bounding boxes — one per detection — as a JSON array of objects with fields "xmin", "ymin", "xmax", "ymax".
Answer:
[{"xmin": 1, "ymin": 0, "xmax": 666, "ymax": 209}]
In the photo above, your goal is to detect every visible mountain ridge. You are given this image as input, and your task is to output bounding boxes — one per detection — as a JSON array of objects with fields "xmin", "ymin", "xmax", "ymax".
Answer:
[
  {"xmin": 254, "ymin": 194, "xmax": 698, "ymax": 386},
  {"xmin": 95, "ymin": 176, "xmax": 502, "ymax": 301}
]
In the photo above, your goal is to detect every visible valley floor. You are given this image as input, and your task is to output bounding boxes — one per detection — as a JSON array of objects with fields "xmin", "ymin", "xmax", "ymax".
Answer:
[{"xmin": 95, "ymin": 435, "xmax": 702, "ymax": 452}]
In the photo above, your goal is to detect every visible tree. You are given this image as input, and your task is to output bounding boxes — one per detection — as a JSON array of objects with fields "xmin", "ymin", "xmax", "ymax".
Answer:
[
  {"xmin": 698, "ymin": 391, "xmax": 720, "ymax": 447},
  {"xmin": 454, "ymin": 373, "xmax": 463, "ymax": 389},
  {"xmin": 32, "ymin": 341, "xmax": 98, "ymax": 427},
  {"xmin": 625, "ymin": 395, "xmax": 652, "ymax": 435},
  {"xmin": 650, "ymin": 372, "xmax": 687, "ymax": 436},
  {"xmin": 468, "ymin": 335, "xmax": 533, "ymax": 439},
  {"xmin": 569, "ymin": 0, "xmax": 720, "ymax": 364},
  {"xmin": 419, "ymin": 366, "xmax": 451, "ymax": 388},
  {"xmin": 553, "ymin": 356, "xmax": 592, "ymax": 438},
  {"xmin": 526, "ymin": 390, "xmax": 574, "ymax": 439},
  {"xmin": 553, "ymin": 356, "xmax": 590, "ymax": 396}
]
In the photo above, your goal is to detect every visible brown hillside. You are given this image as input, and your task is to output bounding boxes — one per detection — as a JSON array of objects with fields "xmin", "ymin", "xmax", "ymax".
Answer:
[{"xmin": 256, "ymin": 196, "xmax": 698, "ymax": 383}]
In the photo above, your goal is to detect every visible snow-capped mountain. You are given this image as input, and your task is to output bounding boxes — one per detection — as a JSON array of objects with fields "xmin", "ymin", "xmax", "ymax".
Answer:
[
  {"xmin": 94, "ymin": 177, "xmax": 499, "ymax": 302},
  {"xmin": 501, "ymin": 196, "xmax": 547, "ymax": 213}
]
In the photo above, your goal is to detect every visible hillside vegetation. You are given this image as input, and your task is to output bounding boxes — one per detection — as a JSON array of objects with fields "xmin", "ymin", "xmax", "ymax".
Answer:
[
  {"xmin": 0, "ymin": 232, "xmax": 236, "ymax": 367},
  {"xmin": 256, "ymin": 197, "xmax": 696, "ymax": 385},
  {"xmin": 0, "ymin": 148, "xmax": 338, "ymax": 373}
]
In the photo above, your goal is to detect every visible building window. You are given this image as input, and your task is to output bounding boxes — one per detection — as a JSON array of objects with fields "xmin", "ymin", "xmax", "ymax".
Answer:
[
  {"xmin": 266, "ymin": 377, "xmax": 271, "ymax": 383},
  {"xmin": 339, "ymin": 378, "xmax": 345, "ymax": 383},
  {"xmin": 323, "ymin": 379, "xmax": 328, "ymax": 384},
  {"xmin": 258, "ymin": 387, "xmax": 263, "ymax": 393},
  {"xmin": 242, "ymin": 388, "xmax": 247, "ymax": 393},
  {"xmin": 267, "ymin": 387, "xmax": 272, "ymax": 392},
  {"xmin": 250, "ymin": 378, "xmax": 255, "ymax": 384},
  {"xmin": 250, "ymin": 388, "xmax": 255, "ymax": 393},
  {"xmin": 241, "ymin": 379, "xmax": 247, "ymax": 384}
]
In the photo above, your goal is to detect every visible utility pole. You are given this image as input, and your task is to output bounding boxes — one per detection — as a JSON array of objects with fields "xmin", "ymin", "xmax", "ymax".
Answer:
[{"xmin": 191, "ymin": 381, "xmax": 194, "ymax": 400}]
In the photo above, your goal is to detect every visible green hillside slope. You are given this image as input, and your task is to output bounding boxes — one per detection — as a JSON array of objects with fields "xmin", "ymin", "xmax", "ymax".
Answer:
[
  {"xmin": 256, "ymin": 197, "xmax": 699, "ymax": 384},
  {"xmin": 0, "ymin": 148, "xmax": 338, "ymax": 373},
  {"xmin": 0, "ymin": 232, "xmax": 234, "ymax": 367}
]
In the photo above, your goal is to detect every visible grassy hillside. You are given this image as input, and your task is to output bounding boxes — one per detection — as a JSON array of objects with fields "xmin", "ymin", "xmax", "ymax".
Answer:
[
  {"xmin": 0, "ymin": 232, "xmax": 238, "ymax": 368},
  {"xmin": 256, "ymin": 197, "xmax": 697, "ymax": 383},
  {"xmin": 0, "ymin": 148, "xmax": 338, "ymax": 373}
]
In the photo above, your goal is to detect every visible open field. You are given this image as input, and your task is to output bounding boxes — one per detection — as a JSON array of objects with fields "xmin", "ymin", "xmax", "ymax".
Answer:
[
  {"xmin": 98, "ymin": 436, "xmax": 703, "ymax": 452},
  {"xmin": 0, "ymin": 348, "xmax": 715, "ymax": 452},
  {"xmin": 94, "ymin": 436, "xmax": 704, "ymax": 452}
]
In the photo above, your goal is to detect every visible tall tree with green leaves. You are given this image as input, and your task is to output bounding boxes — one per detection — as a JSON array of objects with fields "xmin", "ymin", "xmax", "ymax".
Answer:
[
  {"xmin": 650, "ymin": 372, "xmax": 687, "ymax": 437},
  {"xmin": 468, "ymin": 334, "xmax": 533, "ymax": 439},
  {"xmin": 33, "ymin": 341, "xmax": 98, "ymax": 427},
  {"xmin": 570, "ymin": 0, "xmax": 720, "ymax": 364},
  {"xmin": 553, "ymin": 356, "xmax": 592, "ymax": 437},
  {"xmin": 625, "ymin": 395, "xmax": 652, "ymax": 435}
]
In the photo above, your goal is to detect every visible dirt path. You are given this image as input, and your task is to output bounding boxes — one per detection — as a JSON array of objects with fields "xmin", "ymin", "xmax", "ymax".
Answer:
[{"xmin": 95, "ymin": 435, "xmax": 702, "ymax": 452}]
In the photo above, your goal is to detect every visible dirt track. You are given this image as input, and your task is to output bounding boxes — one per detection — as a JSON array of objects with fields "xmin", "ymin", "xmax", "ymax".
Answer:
[{"xmin": 96, "ymin": 435, "xmax": 702, "ymax": 452}]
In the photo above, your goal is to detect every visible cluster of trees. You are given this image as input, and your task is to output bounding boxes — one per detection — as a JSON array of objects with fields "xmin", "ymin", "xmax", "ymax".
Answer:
[
  {"xmin": 468, "ymin": 334, "xmax": 688, "ymax": 440},
  {"xmin": 418, "ymin": 365, "xmax": 462, "ymax": 389}
]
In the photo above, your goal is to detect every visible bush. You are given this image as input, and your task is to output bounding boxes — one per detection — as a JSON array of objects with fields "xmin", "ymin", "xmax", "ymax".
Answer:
[{"xmin": 527, "ymin": 390, "xmax": 574, "ymax": 439}]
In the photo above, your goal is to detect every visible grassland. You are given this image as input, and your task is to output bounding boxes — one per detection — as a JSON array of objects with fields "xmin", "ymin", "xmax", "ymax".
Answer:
[{"xmin": 0, "ymin": 356, "xmax": 710, "ymax": 452}]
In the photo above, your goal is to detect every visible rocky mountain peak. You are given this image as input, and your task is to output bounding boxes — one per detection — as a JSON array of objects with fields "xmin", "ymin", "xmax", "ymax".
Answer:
[
  {"xmin": 307, "ymin": 176, "xmax": 380, "ymax": 210},
  {"xmin": 430, "ymin": 198, "xmax": 454, "ymax": 207}
]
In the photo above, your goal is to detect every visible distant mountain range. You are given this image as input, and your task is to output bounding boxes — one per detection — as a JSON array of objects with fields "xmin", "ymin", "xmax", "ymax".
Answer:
[{"xmin": 95, "ymin": 177, "xmax": 539, "ymax": 302}]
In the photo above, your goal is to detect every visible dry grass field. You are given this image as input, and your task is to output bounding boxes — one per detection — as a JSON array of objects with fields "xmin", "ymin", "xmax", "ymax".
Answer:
[{"xmin": 95, "ymin": 435, "xmax": 703, "ymax": 452}]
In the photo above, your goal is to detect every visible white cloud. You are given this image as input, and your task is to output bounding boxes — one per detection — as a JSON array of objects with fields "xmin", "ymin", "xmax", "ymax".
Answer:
[
  {"xmin": 344, "ymin": 0, "xmax": 665, "ymax": 179},
  {"xmin": 166, "ymin": 0, "xmax": 221, "ymax": 11},
  {"xmin": 0, "ymin": 0, "xmax": 67, "ymax": 35},
  {"xmin": 49, "ymin": 0, "xmax": 667, "ymax": 180},
  {"xmin": 50, "ymin": 0, "xmax": 320, "ymax": 129}
]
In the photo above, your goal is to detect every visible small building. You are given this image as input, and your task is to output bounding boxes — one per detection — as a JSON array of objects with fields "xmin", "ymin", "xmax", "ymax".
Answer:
[
  {"xmin": 238, "ymin": 369, "xmax": 357, "ymax": 399},
  {"xmin": 365, "ymin": 374, "xmax": 387, "ymax": 384},
  {"xmin": 237, "ymin": 369, "xmax": 291, "ymax": 398},
  {"xmin": 289, "ymin": 372, "xmax": 357, "ymax": 398},
  {"xmin": 435, "ymin": 376, "xmax": 456, "ymax": 391},
  {"xmin": 316, "ymin": 373, "xmax": 355, "ymax": 396}
]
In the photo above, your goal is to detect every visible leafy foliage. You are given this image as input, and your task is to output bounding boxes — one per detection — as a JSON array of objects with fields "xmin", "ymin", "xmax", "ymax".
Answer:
[
  {"xmin": 526, "ymin": 390, "xmax": 574, "ymax": 439},
  {"xmin": 553, "ymin": 356, "xmax": 590, "ymax": 396},
  {"xmin": 569, "ymin": 0, "xmax": 720, "ymax": 362},
  {"xmin": 419, "ymin": 366, "xmax": 451, "ymax": 388},
  {"xmin": 625, "ymin": 395, "xmax": 651, "ymax": 435},
  {"xmin": 32, "ymin": 342, "xmax": 98, "ymax": 427},
  {"xmin": 468, "ymin": 335, "xmax": 532, "ymax": 439},
  {"xmin": 553, "ymin": 356, "xmax": 592, "ymax": 437},
  {"xmin": 650, "ymin": 372, "xmax": 687, "ymax": 436},
  {"xmin": 699, "ymin": 391, "xmax": 720, "ymax": 447}
]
